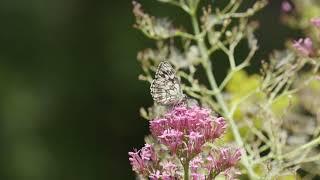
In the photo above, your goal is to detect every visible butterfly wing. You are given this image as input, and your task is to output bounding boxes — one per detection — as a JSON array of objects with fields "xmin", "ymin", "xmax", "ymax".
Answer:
[{"xmin": 150, "ymin": 61, "xmax": 183, "ymax": 105}]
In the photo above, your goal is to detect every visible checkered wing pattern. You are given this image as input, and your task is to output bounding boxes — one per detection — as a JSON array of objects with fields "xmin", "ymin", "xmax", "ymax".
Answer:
[{"xmin": 150, "ymin": 61, "xmax": 184, "ymax": 105}]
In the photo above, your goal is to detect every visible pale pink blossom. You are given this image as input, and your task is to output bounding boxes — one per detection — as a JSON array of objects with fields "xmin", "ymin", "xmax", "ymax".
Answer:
[
  {"xmin": 161, "ymin": 161, "xmax": 179, "ymax": 179},
  {"xmin": 149, "ymin": 170, "xmax": 162, "ymax": 180},
  {"xmin": 191, "ymin": 173, "xmax": 206, "ymax": 180},
  {"xmin": 293, "ymin": 38, "xmax": 314, "ymax": 57},
  {"xmin": 311, "ymin": 17, "xmax": 320, "ymax": 28},
  {"xmin": 187, "ymin": 131, "xmax": 205, "ymax": 154},
  {"xmin": 128, "ymin": 144, "xmax": 157, "ymax": 176},
  {"xmin": 128, "ymin": 149, "xmax": 148, "ymax": 175},
  {"xmin": 190, "ymin": 151, "xmax": 242, "ymax": 179},
  {"xmin": 140, "ymin": 144, "xmax": 157, "ymax": 162},
  {"xmin": 190, "ymin": 156, "xmax": 203, "ymax": 173},
  {"xmin": 213, "ymin": 147, "xmax": 242, "ymax": 173},
  {"xmin": 203, "ymin": 155, "xmax": 215, "ymax": 174},
  {"xmin": 209, "ymin": 117, "xmax": 227, "ymax": 139},
  {"xmin": 150, "ymin": 105, "xmax": 227, "ymax": 155},
  {"xmin": 190, "ymin": 157, "xmax": 205, "ymax": 180},
  {"xmin": 158, "ymin": 129, "xmax": 183, "ymax": 154},
  {"xmin": 130, "ymin": 104, "xmax": 240, "ymax": 179},
  {"xmin": 281, "ymin": 1, "xmax": 292, "ymax": 13}
]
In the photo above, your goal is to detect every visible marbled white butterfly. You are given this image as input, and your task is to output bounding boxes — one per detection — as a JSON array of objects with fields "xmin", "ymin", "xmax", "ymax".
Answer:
[{"xmin": 150, "ymin": 61, "xmax": 186, "ymax": 105}]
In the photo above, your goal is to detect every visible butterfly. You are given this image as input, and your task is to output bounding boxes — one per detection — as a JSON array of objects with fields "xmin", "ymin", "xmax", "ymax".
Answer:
[{"xmin": 150, "ymin": 61, "xmax": 186, "ymax": 105}]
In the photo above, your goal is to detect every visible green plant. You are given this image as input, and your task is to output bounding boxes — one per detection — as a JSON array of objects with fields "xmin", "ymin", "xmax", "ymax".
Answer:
[{"xmin": 131, "ymin": 0, "xmax": 320, "ymax": 179}]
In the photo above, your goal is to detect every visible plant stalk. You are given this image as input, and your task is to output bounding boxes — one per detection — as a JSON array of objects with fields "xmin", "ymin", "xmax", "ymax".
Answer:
[
  {"xmin": 183, "ymin": 160, "xmax": 189, "ymax": 180},
  {"xmin": 190, "ymin": 12, "xmax": 258, "ymax": 179}
]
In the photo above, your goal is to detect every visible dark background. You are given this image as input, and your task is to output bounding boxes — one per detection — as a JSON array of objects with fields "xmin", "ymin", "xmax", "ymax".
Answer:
[{"xmin": 0, "ymin": 0, "xmax": 296, "ymax": 179}]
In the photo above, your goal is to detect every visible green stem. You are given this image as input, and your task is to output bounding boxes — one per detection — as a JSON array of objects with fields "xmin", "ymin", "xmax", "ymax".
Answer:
[
  {"xmin": 208, "ymin": 171, "xmax": 219, "ymax": 180},
  {"xmin": 183, "ymin": 160, "xmax": 189, "ymax": 180},
  {"xmin": 281, "ymin": 136, "xmax": 320, "ymax": 159},
  {"xmin": 190, "ymin": 12, "xmax": 258, "ymax": 179}
]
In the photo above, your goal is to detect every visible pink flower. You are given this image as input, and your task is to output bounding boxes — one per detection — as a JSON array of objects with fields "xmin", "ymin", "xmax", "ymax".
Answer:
[
  {"xmin": 292, "ymin": 38, "xmax": 314, "ymax": 57},
  {"xmin": 141, "ymin": 144, "xmax": 157, "ymax": 162},
  {"xmin": 128, "ymin": 150, "xmax": 148, "ymax": 175},
  {"xmin": 190, "ymin": 157, "xmax": 206, "ymax": 180},
  {"xmin": 190, "ymin": 151, "xmax": 242, "ymax": 179},
  {"xmin": 311, "ymin": 17, "xmax": 320, "ymax": 28},
  {"xmin": 190, "ymin": 156, "xmax": 203, "ymax": 173},
  {"xmin": 191, "ymin": 173, "xmax": 206, "ymax": 180},
  {"xmin": 161, "ymin": 161, "xmax": 179, "ymax": 179},
  {"xmin": 212, "ymin": 147, "xmax": 242, "ymax": 173},
  {"xmin": 150, "ymin": 105, "xmax": 227, "ymax": 156},
  {"xmin": 158, "ymin": 129, "xmax": 183, "ymax": 153},
  {"xmin": 149, "ymin": 170, "xmax": 162, "ymax": 180},
  {"xmin": 281, "ymin": 1, "xmax": 292, "ymax": 13},
  {"xmin": 129, "ymin": 144, "xmax": 157, "ymax": 176},
  {"xmin": 209, "ymin": 117, "xmax": 227, "ymax": 139},
  {"xmin": 149, "ymin": 118, "xmax": 168, "ymax": 137},
  {"xmin": 202, "ymin": 155, "xmax": 216, "ymax": 174},
  {"xmin": 130, "ymin": 104, "xmax": 241, "ymax": 179},
  {"xmin": 187, "ymin": 131, "xmax": 205, "ymax": 154}
]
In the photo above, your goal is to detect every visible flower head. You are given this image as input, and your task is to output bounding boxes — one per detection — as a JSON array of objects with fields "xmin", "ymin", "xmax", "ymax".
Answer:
[
  {"xmin": 191, "ymin": 173, "xmax": 206, "ymax": 180},
  {"xmin": 281, "ymin": 1, "xmax": 292, "ymax": 13},
  {"xmin": 158, "ymin": 129, "xmax": 184, "ymax": 154},
  {"xmin": 190, "ymin": 156, "xmax": 206, "ymax": 180},
  {"xmin": 209, "ymin": 117, "xmax": 227, "ymax": 139},
  {"xmin": 150, "ymin": 105, "xmax": 227, "ymax": 156},
  {"xmin": 190, "ymin": 156, "xmax": 203, "ymax": 173},
  {"xmin": 212, "ymin": 147, "xmax": 242, "ymax": 173},
  {"xmin": 161, "ymin": 161, "xmax": 180, "ymax": 179},
  {"xmin": 128, "ymin": 150, "xmax": 148, "ymax": 175},
  {"xmin": 189, "ymin": 150, "xmax": 242, "ymax": 179},
  {"xmin": 129, "ymin": 144, "xmax": 157, "ymax": 176},
  {"xmin": 130, "ymin": 104, "xmax": 241, "ymax": 179},
  {"xmin": 149, "ymin": 170, "xmax": 162, "ymax": 180},
  {"xmin": 141, "ymin": 144, "xmax": 157, "ymax": 162},
  {"xmin": 292, "ymin": 38, "xmax": 314, "ymax": 57},
  {"xmin": 311, "ymin": 17, "xmax": 320, "ymax": 28},
  {"xmin": 187, "ymin": 131, "xmax": 205, "ymax": 154}
]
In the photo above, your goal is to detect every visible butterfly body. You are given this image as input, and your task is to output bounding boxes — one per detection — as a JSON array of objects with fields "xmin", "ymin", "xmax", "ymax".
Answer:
[{"xmin": 150, "ymin": 61, "xmax": 185, "ymax": 106}]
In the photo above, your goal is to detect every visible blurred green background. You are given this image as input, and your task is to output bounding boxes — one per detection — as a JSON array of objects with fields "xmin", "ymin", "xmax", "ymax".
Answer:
[{"xmin": 0, "ymin": 0, "xmax": 297, "ymax": 179}]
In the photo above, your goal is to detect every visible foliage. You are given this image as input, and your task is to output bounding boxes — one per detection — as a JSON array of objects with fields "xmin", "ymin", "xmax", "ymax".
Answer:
[{"xmin": 131, "ymin": 0, "xmax": 320, "ymax": 179}]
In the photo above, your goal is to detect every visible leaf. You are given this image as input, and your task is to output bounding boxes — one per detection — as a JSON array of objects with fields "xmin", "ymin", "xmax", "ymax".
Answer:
[
  {"xmin": 226, "ymin": 70, "xmax": 260, "ymax": 100},
  {"xmin": 271, "ymin": 95, "xmax": 298, "ymax": 116}
]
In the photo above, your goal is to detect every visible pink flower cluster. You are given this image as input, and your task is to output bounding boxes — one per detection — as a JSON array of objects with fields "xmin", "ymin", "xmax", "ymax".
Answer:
[
  {"xmin": 150, "ymin": 105, "xmax": 226, "ymax": 156},
  {"xmin": 281, "ymin": 1, "xmax": 292, "ymax": 13},
  {"xmin": 128, "ymin": 144, "xmax": 157, "ymax": 176},
  {"xmin": 129, "ymin": 105, "xmax": 242, "ymax": 179},
  {"xmin": 293, "ymin": 38, "xmax": 314, "ymax": 57},
  {"xmin": 190, "ymin": 147, "xmax": 242, "ymax": 180},
  {"xmin": 292, "ymin": 17, "xmax": 320, "ymax": 57},
  {"xmin": 311, "ymin": 17, "xmax": 320, "ymax": 28},
  {"xmin": 129, "ymin": 143, "xmax": 182, "ymax": 179}
]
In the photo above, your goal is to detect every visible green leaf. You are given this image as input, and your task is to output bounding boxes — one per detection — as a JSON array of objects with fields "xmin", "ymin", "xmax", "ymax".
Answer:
[{"xmin": 226, "ymin": 70, "xmax": 260, "ymax": 100}]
